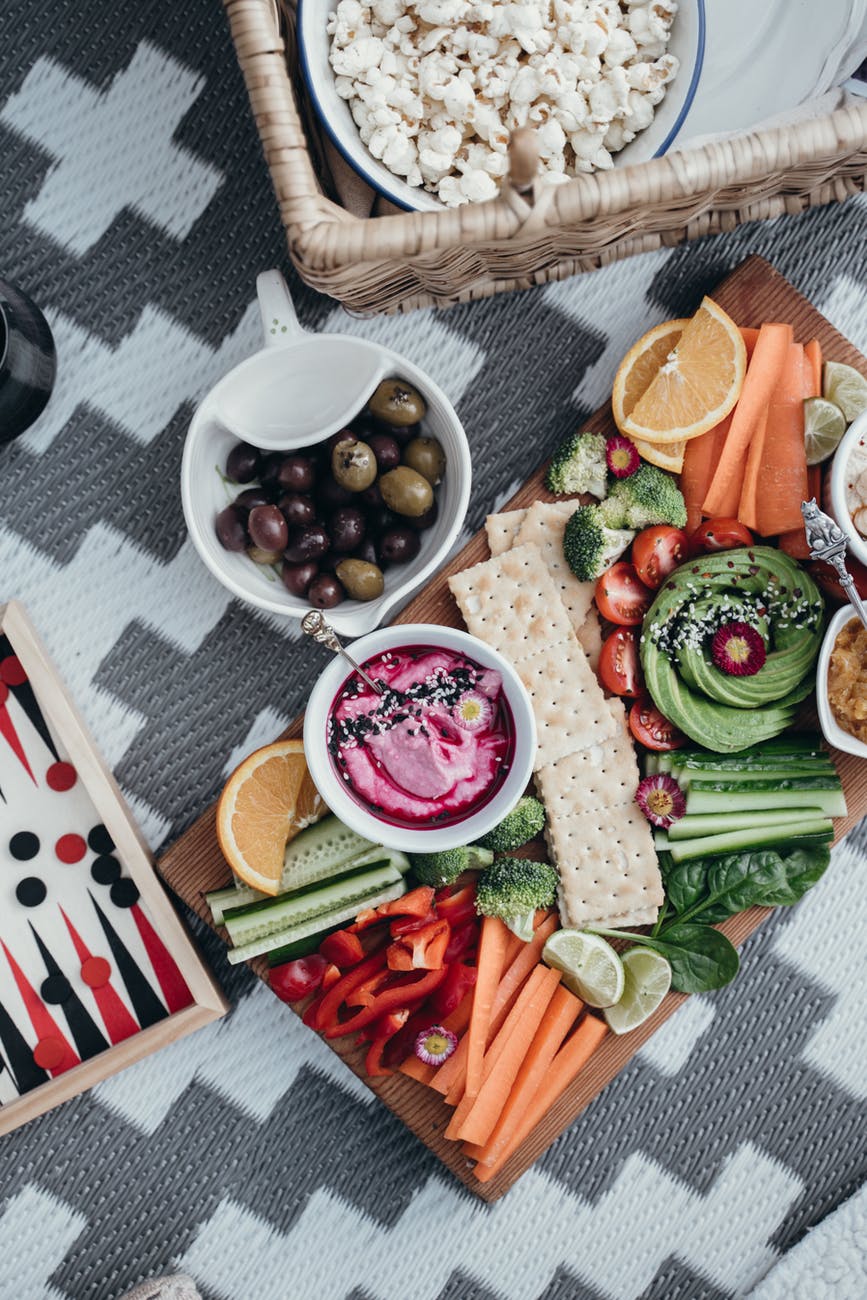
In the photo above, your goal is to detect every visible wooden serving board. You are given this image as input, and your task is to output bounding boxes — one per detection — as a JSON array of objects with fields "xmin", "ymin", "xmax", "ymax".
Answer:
[{"xmin": 159, "ymin": 256, "xmax": 867, "ymax": 1200}]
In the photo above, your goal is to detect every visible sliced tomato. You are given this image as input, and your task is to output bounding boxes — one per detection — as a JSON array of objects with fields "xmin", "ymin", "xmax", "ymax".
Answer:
[
  {"xmin": 598, "ymin": 627, "xmax": 643, "ymax": 698},
  {"xmin": 595, "ymin": 562, "xmax": 654, "ymax": 625},
  {"xmin": 629, "ymin": 697, "xmax": 687, "ymax": 751},
  {"xmin": 690, "ymin": 517, "xmax": 754, "ymax": 553},
  {"xmin": 270, "ymin": 954, "xmax": 328, "ymax": 1003},
  {"xmin": 632, "ymin": 526, "xmax": 688, "ymax": 589}
]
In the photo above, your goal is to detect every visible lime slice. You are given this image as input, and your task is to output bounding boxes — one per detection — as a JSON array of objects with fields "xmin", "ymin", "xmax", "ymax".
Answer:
[
  {"xmin": 542, "ymin": 930, "xmax": 625, "ymax": 1008},
  {"xmin": 603, "ymin": 947, "xmax": 672, "ymax": 1035},
  {"xmin": 803, "ymin": 397, "xmax": 846, "ymax": 466},
  {"xmin": 823, "ymin": 361, "xmax": 867, "ymax": 422}
]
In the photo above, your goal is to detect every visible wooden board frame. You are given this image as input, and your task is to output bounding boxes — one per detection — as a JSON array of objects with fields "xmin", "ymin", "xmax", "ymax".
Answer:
[
  {"xmin": 0, "ymin": 601, "xmax": 228, "ymax": 1136},
  {"xmin": 158, "ymin": 256, "xmax": 867, "ymax": 1199}
]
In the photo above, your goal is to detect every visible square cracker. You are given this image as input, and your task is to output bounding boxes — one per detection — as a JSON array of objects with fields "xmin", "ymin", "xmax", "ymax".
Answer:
[
  {"xmin": 565, "ymin": 903, "xmax": 658, "ymax": 931},
  {"xmin": 448, "ymin": 543, "xmax": 575, "ymax": 663},
  {"xmin": 485, "ymin": 509, "xmax": 527, "ymax": 557},
  {"xmin": 514, "ymin": 641, "xmax": 618, "ymax": 767},
  {"xmin": 546, "ymin": 807, "xmax": 663, "ymax": 927},
  {"xmin": 576, "ymin": 607, "xmax": 602, "ymax": 672},
  {"xmin": 515, "ymin": 501, "xmax": 595, "ymax": 632},
  {"xmin": 535, "ymin": 733, "xmax": 641, "ymax": 820}
]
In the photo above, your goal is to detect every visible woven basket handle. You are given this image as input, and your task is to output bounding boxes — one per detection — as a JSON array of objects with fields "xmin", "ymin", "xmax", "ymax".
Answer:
[
  {"xmin": 508, "ymin": 128, "xmax": 540, "ymax": 195},
  {"xmin": 256, "ymin": 269, "xmax": 305, "ymax": 347}
]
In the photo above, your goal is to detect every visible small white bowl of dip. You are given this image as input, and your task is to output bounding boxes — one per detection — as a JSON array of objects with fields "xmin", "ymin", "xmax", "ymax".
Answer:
[
  {"xmin": 304, "ymin": 623, "xmax": 537, "ymax": 852},
  {"xmin": 828, "ymin": 409, "xmax": 867, "ymax": 570},
  {"xmin": 816, "ymin": 604, "xmax": 867, "ymax": 761}
]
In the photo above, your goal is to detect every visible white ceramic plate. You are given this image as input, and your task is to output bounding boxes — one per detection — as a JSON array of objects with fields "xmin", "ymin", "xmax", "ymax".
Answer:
[{"xmin": 298, "ymin": 0, "xmax": 707, "ymax": 212}]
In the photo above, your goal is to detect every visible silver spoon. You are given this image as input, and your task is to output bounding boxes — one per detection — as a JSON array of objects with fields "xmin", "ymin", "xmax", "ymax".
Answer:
[
  {"xmin": 301, "ymin": 610, "xmax": 384, "ymax": 694},
  {"xmin": 801, "ymin": 499, "xmax": 867, "ymax": 631}
]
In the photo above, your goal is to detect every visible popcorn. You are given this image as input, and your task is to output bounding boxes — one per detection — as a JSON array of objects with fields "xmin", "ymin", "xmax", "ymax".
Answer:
[{"xmin": 328, "ymin": 0, "xmax": 680, "ymax": 205}]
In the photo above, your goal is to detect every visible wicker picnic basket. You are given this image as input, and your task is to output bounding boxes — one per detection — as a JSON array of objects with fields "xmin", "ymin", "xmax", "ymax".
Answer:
[{"xmin": 226, "ymin": 0, "xmax": 867, "ymax": 314}]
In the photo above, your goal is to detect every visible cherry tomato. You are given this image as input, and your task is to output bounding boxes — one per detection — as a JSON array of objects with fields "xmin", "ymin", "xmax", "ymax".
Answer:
[
  {"xmin": 631, "ymin": 526, "xmax": 688, "ymax": 589},
  {"xmin": 629, "ymin": 696, "xmax": 687, "ymax": 751},
  {"xmin": 270, "ymin": 954, "xmax": 328, "ymax": 1003},
  {"xmin": 690, "ymin": 518, "xmax": 754, "ymax": 552},
  {"xmin": 594, "ymin": 562, "xmax": 654, "ymax": 626},
  {"xmin": 599, "ymin": 627, "xmax": 643, "ymax": 697},
  {"xmin": 810, "ymin": 557, "xmax": 867, "ymax": 603}
]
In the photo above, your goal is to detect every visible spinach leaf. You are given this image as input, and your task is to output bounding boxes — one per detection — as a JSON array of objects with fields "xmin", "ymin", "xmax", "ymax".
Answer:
[
  {"xmin": 755, "ymin": 844, "xmax": 831, "ymax": 906},
  {"xmin": 665, "ymin": 844, "xmax": 832, "ymax": 926},
  {"xmin": 661, "ymin": 858, "xmax": 709, "ymax": 917},
  {"xmin": 635, "ymin": 925, "xmax": 740, "ymax": 994}
]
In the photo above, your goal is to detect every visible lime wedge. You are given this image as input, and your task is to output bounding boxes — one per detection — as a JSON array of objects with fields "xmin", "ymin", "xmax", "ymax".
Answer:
[
  {"xmin": 542, "ymin": 930, "xmax": 625, "ymax": 1008},
  {"xmin": 803, "ymin": 397, "xmax": 846, "ymax": 466},
  {"xmin": 603, "ymin": 947, "xmax": 672, "ymax": 1035},
  {"xmin": 823, "ymin": 361, "xmax": 867, "ymax": 422}
]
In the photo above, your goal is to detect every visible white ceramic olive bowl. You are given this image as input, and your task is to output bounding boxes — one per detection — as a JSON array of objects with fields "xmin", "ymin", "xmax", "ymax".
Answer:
[
  {"xmin": 298, "ymin": 0, "xmax": 706, "ymax": 212},
  {"xmin": 303, "ymin": 624, "xmax": 537, "ymax": 852},
  {"xmin": 827, "ymin": 409, "xmax": 867, "ymax": 570},
  {"xmin": 182, "ymin": 271, "xmax": 471, "ymax": 638},
  {"xmin": 815, "ymin": 604, "xmax": 867, "ymax": 761}
]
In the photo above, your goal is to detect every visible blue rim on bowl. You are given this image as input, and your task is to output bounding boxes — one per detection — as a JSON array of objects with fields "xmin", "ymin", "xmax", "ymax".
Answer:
[{"xmin": 298, "ymin": 0, "xmax": 707, "ymax": 213}]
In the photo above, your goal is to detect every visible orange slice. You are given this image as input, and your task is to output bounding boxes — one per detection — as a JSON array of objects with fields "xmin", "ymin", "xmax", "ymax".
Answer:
[
  {"xmin": 629, "ymin": 435, "xmax": 686, "ymax": 474},
  {"xmin": 615, "ymin": 299, "xmax": 747, "ymax": 446},
  {"xmin": 612, "ymin": 318, "xmax": 688, "ymax": 430},
  {"xmin": 216, "ymin": 740, "xmax": 327, "ymax": 894}
]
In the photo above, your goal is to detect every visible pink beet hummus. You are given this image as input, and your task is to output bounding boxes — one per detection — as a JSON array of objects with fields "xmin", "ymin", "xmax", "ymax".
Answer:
[{"xmin": 327, "ymin": 645, "xmax": 515, "ymax": 829}]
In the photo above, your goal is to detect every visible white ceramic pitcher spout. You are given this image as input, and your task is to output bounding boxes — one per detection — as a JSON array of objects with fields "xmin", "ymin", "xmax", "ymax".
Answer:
[{"xmin": 214, "ymin": 270, "xmax": 387, "ymax": 450}]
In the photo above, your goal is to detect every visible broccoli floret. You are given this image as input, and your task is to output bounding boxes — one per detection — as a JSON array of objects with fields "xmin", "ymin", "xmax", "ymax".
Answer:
[
  {"xmin": 546, "ymin": 432, "xmax": 608, "ymax": 498},
  {"xmin": 475, "ymin": 857, "xmax": 559, "ymax": 941},
  {"xmin": 562, "ymin": 505, "xmax": 635, "ymax": 581},
  {"xmin": 410, "ymin": 844, "xmax": 494, "ymax": 888},
  {"xmin": 603, "ymin": 464, "xmax": 687, "ymax": 530},
  {"xmin": 476, "ymin": 796, "xmax": 546, "ymax": 853}
]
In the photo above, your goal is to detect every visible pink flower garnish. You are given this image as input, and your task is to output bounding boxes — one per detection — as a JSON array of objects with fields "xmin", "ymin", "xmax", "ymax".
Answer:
[
  {"xmin": 711, "ymin": 622, "xmax": 767, "ymax": 677},
  {"xmin": 414, "ymin": 1025, "xmax": 457, "ymax": 1066},
  {"xmin": 636, "ymin": 774, "xmax": 686, "ymax": 828},
  {"xmin": 453, "ymin": 690, "xmax": 493, "ymax": 731},
  {"xmin": 606, "ymin": 435, "xmax": 640, "ymax": 478}
]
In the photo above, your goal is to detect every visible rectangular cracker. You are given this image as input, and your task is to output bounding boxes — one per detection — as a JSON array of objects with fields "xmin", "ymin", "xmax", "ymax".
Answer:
[
  {"xmin": 535, "ymin": 733, "xmax": 641, "ymax": 821},
  {"xmin": 514, "ymin": 641, "xmax": 618, "ymax": 768},
  {"xmin": 515, "ymin": 501, "xmax": 596, "ymax": 632},
  {"xmin": 485, "ymin": 509, "xmax": 527, "ymax": 557},
  {"xmin": 566, "ymin": 903, "xmax": 658, "ymax": 932},
  {"xmin": 546, "ymin": 807, "xmax": 663, "ymax": 928},
  {"xmin": 576, "ymin": 606, "xmax": 602, "ymax": 672},
  {"xmin": 448, "ymin": 543, "xmax": 575, "ymax": 663}
]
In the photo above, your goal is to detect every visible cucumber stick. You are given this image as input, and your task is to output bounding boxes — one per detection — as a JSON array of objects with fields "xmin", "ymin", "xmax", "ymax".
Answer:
[
  {"xmin": 224, "ymin": 859, "xmax": 404, "ymax": 945},
  {"xmin": 666, "ymin": 807, "xmax": 828, "ymax": 841},
  {"xmin": 686, "ymin": 783, "xmax": 847, "ymax": 818},
  {"xmin": 227, "ymin": 879, "xmax": 406, "ymax": 964},
  {"xmin": 279, "ymin": 816, "xmax": 381, "ymax": 893},
  {"xmin": 206, "ymin": 883, "xmax": 267, "ymax": 926},
  {"xmin": 666, "ymin": 818, "xmax": 833, "ymax": 864}
]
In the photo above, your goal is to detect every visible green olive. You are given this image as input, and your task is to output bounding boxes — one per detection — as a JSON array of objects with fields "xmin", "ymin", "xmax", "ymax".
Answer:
[
  {"xmin": 335, "ymin": 558, "xmax": 385, "ymax": 602},
  {"xmin": 247, "ymin": 546, "xmax": 283, "ymax": 565},
  {"xmin": 403, "ymin": 435, "xmax": 446, "ymax": 486},
  {"xmin": 379, "ymin": 466, "xmax": 435, "ymax": 518},
  {"xmin": 369, "ymin": 377, "xmax": 427, "ymax": 427},
  {"xmin": 331, "ymin": 439, "xmax": 377, "ymax": 492}
]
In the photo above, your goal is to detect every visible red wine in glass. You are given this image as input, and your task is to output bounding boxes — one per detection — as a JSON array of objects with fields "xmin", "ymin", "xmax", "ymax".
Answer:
[{"xmin": 0, "ymin": 280, "xmax": 57, "ymax": 444}]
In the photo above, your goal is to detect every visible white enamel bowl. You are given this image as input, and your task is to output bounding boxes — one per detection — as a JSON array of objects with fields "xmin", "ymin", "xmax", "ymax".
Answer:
[
  {"xmin": 828, "ymin": 410, "xmax": 867, "ymax": 570},
  {"xmin": 298, "ymin": 0, "xmax": 706, "ymax": 212},
  {"xmin": 182, "ymin": 271, "xmax": 471, "ymax": 638},
  {"xmin": 303, "ymin": 624, "xmax": 538, "ymax": 851},
  {"xmin": 816, "ymin": 604, "xmax": 867, "ymax": 761}
]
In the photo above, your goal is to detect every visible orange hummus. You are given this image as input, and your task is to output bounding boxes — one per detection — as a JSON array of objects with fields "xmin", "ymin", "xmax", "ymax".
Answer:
[{"xmin": 828, "ymin": 618, "xmax": 867, "ymax": 743}]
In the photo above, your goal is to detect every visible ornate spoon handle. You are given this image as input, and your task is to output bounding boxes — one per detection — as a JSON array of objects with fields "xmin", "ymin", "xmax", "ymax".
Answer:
[
  {"xmin": 801, "ymin": 499, "xmax": 867, "ymax": 632},
  {"xmin": 301, "ymin": 610, "xmax": 384, "ymax": 694}
]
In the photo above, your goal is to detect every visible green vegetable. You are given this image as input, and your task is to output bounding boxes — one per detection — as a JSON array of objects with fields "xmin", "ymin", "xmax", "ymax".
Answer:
[
  {"xmin": 661, "ymin": 843, "xmax": 831, "ymax": 926},
  {"xmin": 664, "ymin": 817, "xmax": 833, "ymax": 864},
  {"xmin": 476, "ymin": 796, "xmax": 546, "ymax": 853},
  {"xmin": 593, "ymin": 923, "xmax": 739, "ymax": 994},
  {"xmin": 545, "ymin": 431, "xmax": 608, "ymax": 498},
  {"xmin": 280, "ymin": 815, "xmax": 385, "ymax": 893},
  {"xmin": 410, "ymin": 844, "xmax": 494, "ymax": 888},
  {"xmin": 563, "ymin": 504, "xmax": 635, "ymax": 582},
  {"xmin": 476, "ymin": 856, "xmax": 559, "ymax": 942},
  {"xmin": 596, "ymin": 464, "xmax": 687, "ymax": 530}
]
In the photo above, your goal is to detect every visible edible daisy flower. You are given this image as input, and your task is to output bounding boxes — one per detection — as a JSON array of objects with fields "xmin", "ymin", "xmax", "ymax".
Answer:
[
  {"xmin": 453, "ymin": 690, "xmax": 492, "ymax": 730},
  {"xmin": 415, "ymin": 1024, "xmax": 457, "ymax": 1066},
  {"xmin": 606, "ymin": 435, "xmax": 640, "ymax": 479},
  {"xmin": 711, "ymin": 621, "xmax": 767, "ymax": 677},
  {"xmin": 636, "ymin": 773, "xmax": 686, "ymax": 829}
]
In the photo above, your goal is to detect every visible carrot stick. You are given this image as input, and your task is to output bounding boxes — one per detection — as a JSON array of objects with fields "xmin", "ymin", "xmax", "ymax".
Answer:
[
  {"xmin": 471, "ymin": 985, "xmax": 583, "ymax": 1172},
  {"xmin": 434, "ymin": 913, "xmax": 559, "ymax": 1100},
  {"xmin": 736, "ymin": 409, "xmax": 768, "ymax": 532},
  {"xmin": 680, "ymin": 415, "xmax": 730, "ymax": 534},
  {"xmin": 398, "ymin": 995, "xmax": 474, "ymax": 1084},
  {"xmin": 778, "ymin": 342, "xmax": 823, "ymax": 557},
  {"xmin": 445, "ymin": 966, "xmax": 562, "ymax": 1145},
  {"xmin": 755, "ymin": 343, "xmax": 809, "ymax": 536},
  {"xmin": 472, "ymin": 1014, "xmax": 609, "ymax": 1183},
  {"xmin": 805, "ymin": 338, "xmax": 823, "ymax": 396},
  {"xmin": 740, "ymin": 326, "xmax": 760, "ymax": 359},
  {"xmin": 462, "ymin": 916, "xmax": 510, "ymax": 1102},
  {"xmin": 702, "ymin": 322, "xmax": 793, "ymax": 517}
]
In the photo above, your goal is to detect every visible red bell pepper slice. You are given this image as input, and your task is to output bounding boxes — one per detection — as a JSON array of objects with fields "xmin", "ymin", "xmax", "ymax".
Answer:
[
  {"xmin": 429, "ymin": 961, "xmax": 477, "ymax": 1019},
  {"xmin": 364, "ymin": 1006, "xmax": 412, "ymax": 1078},
  {"xmin": 443, "ymin": 919, "xmax": 479, "ymax": 965},
  {"xmin": 387, "ymin": 918, "xmax": 451, "ymax": 972},
  {"xmin": 376, "ymin": 886, "xmax": 436, "ymax": 919},
  {"xmin": 325, "ymin": 966, "xmax": 448, "ymax": 1039},
  {"xmin": 435, "ymin": 884, "xmax": 477, "ymax": 928},
  {"xmin": 389, "ymin": 909, "xmax": 438, "ymax": 938},
  {"xmin": 319, "ymin": 929, "xmax": 365, "ymax": 968},
  {"xmin": 345, "ymin": 966, "xmax": 395, "ymax": 1008},
  {"xmin": 314, "ymin": 948, "xmax": 388, "ymax": 1032},
  {"xmin": 321, "ymin": 962, "xmax": 342, "ymax": 992},
  {"xmin": 348, "ymin": 908, "xmax": 387, "ymax": 933}
]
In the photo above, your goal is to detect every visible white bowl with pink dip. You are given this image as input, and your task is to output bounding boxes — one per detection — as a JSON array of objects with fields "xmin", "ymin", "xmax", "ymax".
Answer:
[{"xmin": 304, "ymin": 624, "xmax": 537, "ymax": 852}]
